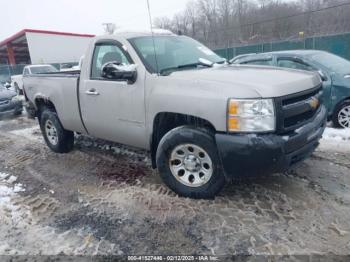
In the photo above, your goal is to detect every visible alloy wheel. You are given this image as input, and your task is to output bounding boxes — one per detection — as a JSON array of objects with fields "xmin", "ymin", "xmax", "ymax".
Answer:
[
  {"xmin": 45, "ymin": 120, "xmax": 59, "ymax": 145},
  {"xmin": 338, "ymin": 105, "xmax": 350, "ymax": 128},
  {"xmin": 169, "ymin": 144, "xmax": 213, "ymax": 187}
]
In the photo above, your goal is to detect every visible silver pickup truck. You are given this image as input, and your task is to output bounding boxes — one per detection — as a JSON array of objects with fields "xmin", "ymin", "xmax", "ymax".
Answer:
[{"xmin": 23, "ymin": 30, "xmax": 327, "ymax": 198}]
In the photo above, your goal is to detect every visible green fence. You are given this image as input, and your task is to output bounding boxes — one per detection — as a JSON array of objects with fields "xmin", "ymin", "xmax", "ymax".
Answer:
[{"xmin": 214, "ymin": 32, "xmax": 350, "ymax": 61}]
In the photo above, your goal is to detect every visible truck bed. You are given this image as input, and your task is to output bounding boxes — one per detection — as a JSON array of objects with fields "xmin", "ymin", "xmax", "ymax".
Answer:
[{"xmin": 23, "ymin": 72, "xmax": 86, "ymax": 134}]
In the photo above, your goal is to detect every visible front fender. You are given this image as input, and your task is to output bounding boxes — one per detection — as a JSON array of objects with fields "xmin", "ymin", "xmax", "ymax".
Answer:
[{"xmin": 146, "ymin": 80, "xmax": 232, "ymax": 138}]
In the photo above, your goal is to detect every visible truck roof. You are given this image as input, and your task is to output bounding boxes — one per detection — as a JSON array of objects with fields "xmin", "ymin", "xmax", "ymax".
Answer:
[{"xmin": 97, "ymin": 29, "xmax": 176, "ymax": 40}]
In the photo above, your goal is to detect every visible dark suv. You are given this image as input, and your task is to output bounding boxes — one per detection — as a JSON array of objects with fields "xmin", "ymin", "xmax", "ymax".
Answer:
[
  {"xmin": 0, "ymin": 84, "xmax": 22, "ymax": 117},
  {"xmin": 231, "ymin": 50, "xmax": 350, "ymax": 128}
]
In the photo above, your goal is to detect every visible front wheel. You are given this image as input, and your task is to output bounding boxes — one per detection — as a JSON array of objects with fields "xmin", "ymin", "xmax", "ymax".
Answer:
[
  {"xmin": 156, "ymin": 126, "xmax": 225, "ymax": 199},
  {"xmin": 39, "ymin": 109, "xmax": 74, "ymax": 153},
  {"xmin": 332, "ymin": 100, "xmax": 350, "ymax": 128}
]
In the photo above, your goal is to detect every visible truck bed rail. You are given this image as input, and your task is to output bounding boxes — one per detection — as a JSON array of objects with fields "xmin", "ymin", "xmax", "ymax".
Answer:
[{"xmin": 26, "ymin": 70, "xmax": 81, "ymax": 77}]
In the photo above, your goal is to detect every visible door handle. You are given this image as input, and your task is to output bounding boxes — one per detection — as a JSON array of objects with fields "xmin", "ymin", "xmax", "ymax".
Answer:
[{"xmin": 85, "ymin": 89, "xmax": 99, "ymax": 95}]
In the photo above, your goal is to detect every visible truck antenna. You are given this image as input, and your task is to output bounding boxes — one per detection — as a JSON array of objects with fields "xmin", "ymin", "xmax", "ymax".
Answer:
[{"xmin": 146, "ymin": 0, "xmax": 160, "ymax": 75}]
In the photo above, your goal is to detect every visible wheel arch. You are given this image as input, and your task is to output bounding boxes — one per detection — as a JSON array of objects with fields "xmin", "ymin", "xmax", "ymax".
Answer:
[
  {"xmin": 332, "ymin": 96, "xmax": 350, "ymax": 115},
  {"xmin": 150, "ymin": 112, "xmax": 216, "ymax": 169},
  {"xmin": 34, "ymin": 96, "xmax": 57, "ymax": 121},
  {"xmin": 336, "ymin": 97, "xmax": 350, "ymax": 107}
]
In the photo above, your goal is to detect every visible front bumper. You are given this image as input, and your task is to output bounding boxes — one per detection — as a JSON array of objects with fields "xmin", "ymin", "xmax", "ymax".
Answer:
[
  {"xmin": 0, "ymin": 99, "xmax": 23, "ymax": 115},
  {"xmin": 215, "ymin": 105, "xmax": 327, "ymax": 178}
]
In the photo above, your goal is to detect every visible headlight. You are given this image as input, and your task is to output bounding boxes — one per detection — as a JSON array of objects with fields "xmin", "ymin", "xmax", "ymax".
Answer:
[{"xmin": 227, "ymin": 98, "xmax": 275, "ymax": 132}]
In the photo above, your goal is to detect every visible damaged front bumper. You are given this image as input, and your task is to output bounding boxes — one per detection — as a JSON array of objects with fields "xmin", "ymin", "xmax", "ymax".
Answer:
[{"xmin": 215, "ymin": 105, "xmax": 327, "ymax": 178}]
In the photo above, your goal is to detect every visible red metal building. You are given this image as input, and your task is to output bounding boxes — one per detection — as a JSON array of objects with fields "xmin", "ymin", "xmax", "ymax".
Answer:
[{"xmin": 0, "ymin": 29, "xmax": 94, "ymax": 65}]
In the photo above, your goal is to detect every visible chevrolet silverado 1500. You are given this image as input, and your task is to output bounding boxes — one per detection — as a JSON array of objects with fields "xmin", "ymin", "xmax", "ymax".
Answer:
[{"xmin": 23, "ymin": 30, "xmax": 327, "ymax": 198}]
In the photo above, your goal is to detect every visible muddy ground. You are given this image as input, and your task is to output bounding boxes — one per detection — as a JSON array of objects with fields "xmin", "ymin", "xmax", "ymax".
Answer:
[{"xmin": 0, "ymin": 114, "xmax": 350, "ymax": 258}]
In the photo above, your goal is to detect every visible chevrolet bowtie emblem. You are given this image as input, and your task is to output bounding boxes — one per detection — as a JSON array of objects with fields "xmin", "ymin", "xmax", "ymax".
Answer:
[{"xmin": 309, "ymin": 97, "xmax": 319, "ymax": 110}]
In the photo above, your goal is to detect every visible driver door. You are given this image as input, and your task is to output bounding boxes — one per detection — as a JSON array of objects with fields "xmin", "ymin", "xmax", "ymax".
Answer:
[{"xmin": 79, "ymin": 41, "xmax": 146, "ymax": 148}]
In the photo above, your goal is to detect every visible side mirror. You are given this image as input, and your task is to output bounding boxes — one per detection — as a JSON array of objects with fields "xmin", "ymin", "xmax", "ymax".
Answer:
[
  {"xmin": 317, "ymin": 70, "xmax": 328, "ymax": 82},
  {"xmin": 101, "ymin": 62, "xmax": 137, "ymax": 84}
]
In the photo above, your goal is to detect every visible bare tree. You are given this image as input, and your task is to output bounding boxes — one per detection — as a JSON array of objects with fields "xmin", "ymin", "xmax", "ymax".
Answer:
[
  {"xmin": 185, "ymin": 0, "xmax": 199, "ymax": 37},
  {"xmin": 154, "ymin": 0, "xmax": 350, "ymax": 49}
]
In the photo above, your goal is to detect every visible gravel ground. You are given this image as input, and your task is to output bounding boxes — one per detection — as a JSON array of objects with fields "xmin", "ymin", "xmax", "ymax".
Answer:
[{"xmin": 0, "ymin": 114, "xmax": 350, "ymax": 258}]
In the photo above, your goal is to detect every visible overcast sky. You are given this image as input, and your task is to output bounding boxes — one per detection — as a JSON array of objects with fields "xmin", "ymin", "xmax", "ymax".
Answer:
[{"xmin": 1, "ymin": 0, "xmax": 190, "ymax": 40}]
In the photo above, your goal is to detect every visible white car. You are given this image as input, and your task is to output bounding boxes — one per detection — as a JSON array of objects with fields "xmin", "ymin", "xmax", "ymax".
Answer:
[{"xmin": 11, "ymin": 65, "xmax": 58, "ymax": 95}]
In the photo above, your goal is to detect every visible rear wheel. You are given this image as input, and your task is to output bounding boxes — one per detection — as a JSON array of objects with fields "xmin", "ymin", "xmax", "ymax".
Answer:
[
  {"xmin": 156, "ymin": 126, "xmax": 225, "ymax": 199},
  {"xmin": 13, "ymin": 109, "xmax": 22, "ymax": 116},
  {"xmin": 332, "ymin": 100, "xmax": 350, "ymax": 128},
  {"xmin": 24, "ymin": 103, "xmax": 36, "ymax": 119},
  {"xmin": 39, "ymin": 109, "xmax": 74, "ymax": 153}
]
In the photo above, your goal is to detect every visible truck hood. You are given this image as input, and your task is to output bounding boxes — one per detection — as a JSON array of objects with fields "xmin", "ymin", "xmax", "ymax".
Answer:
[{"xmin": 169, "ymin": 65, "xmax": 321, "ymax": 98}]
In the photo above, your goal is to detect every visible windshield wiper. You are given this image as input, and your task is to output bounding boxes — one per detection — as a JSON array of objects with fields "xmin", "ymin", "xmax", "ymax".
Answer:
[
  {"xmin": 160, "ymin": 58, "xmax": 218, "ymax": 75},
  {"xmin": 216, "ymin": 59, "xmax": 227, "ymax": 64},
  {"xmin": 159, "ymin": 63, "xmax": 207, "ymax": 75}
]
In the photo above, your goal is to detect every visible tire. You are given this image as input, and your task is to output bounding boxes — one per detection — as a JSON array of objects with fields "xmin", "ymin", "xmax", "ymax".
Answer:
[
  {"xmin": 156, "ymin": 126, "xmax": 225, "ymax": 199},
  {"xmin": 24, "ymin": 103, "xmax": 36, "ymax": 119},
  {"xmin": 13, "ymin": 109, "xmax": 22, "ymax": 116},
  {"xmin": 332, "ymin": 100, "xmax": 350, "ymax": 128},
  {"xmin": 39, "ymin": 109, "xmax": 74, "ymax": 153}
]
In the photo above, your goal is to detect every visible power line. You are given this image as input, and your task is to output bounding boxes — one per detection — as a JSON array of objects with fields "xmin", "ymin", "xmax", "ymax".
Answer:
[{"xmin": 207, "ymin": 1, "xmax": 350, "ymax": 34}]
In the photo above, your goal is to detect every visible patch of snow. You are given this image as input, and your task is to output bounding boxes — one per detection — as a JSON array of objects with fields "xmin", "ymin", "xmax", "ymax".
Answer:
[
  {"xmin": 0, "ymin": 173, "xmax": 27, "ymax": 224},
  {"xmin": 322, "ymin": 127, "xmax": 350, "ymax": 141},
  {"xmin": 13, "ymin": 184, "xmax": 25, "ymax": 193},
  {"xmin": 7, "ymin": 175, "xmax": 17, "ymax": 183},
  {"xmin": 0, "ymin": 186, "xmax": 13, "ymax": 198},
  {"xmin": 0, "ymin": 172, "xmax": 104, "ymax": 255},
  {"xmin": 9, "ymin": 126, "xmax": 43, "ymax": 142},
  {"xmin": 0, "ymin": 173, "xmax": 8, "ymax": 179},
  {"xmin": 319, "ymin": 127, "xmax": 350, "ymax": 153}
]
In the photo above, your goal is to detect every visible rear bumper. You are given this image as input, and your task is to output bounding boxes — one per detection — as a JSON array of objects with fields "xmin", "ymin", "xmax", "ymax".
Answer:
[{"xmin": 215, "ymin": 105, "xmax": 327, "ymax": 177}]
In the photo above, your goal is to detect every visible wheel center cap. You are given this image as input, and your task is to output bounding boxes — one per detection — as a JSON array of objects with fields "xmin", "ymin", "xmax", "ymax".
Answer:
[{"xmin": 184, "ymin": 155, "xmax": 200, "ymax": 172}]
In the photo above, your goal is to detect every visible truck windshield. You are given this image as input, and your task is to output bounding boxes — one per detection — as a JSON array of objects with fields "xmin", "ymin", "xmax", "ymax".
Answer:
[
  {"xmin": 30, "ymin": 66, "xmax": 58, "ymax": 74},
  {"xmin": 129, "ymin": 35, "xmax": 225, "ymax": 74},
  {"xmin": 309, "ymin": 52, "xmax": 350, "ymax": 76}
]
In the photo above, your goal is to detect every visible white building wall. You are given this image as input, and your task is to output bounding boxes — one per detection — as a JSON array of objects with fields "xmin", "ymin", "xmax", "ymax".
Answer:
[{"xmin": 26, "ymin": 32, "xmax": 92, "ymax": 64}]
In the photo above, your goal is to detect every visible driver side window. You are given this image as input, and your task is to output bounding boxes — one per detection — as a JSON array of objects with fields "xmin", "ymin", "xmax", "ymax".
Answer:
[{"xmin": 91, "ymin": 43, "xmax": 130, "ymax": 79}]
